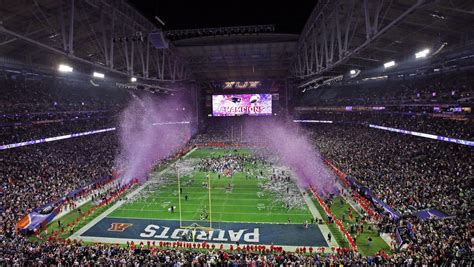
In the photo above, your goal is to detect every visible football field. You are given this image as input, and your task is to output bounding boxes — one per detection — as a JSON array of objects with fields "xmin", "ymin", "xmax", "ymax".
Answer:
[{"xmin": 75, "ymin": 148, "xmax": 331, "ymax": 248}]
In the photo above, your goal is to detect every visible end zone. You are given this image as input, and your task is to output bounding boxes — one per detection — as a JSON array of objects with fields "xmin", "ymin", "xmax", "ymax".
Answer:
[{"xmin": 75, "ymin": 217, "xmax": 328, "ymax": 248}]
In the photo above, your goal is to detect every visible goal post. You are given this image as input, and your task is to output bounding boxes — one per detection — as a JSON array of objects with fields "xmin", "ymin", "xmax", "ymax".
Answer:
[
  {"xmin": 207, "ymin": 171, "xmax": 213, "ymax": 229},
  {"xmin": 177, "ymin": 163, "xmax": 183, "ymax": 228},
  {"xmin": 176, "ymin": 163, "xmax": 213, "ymax": 231}
]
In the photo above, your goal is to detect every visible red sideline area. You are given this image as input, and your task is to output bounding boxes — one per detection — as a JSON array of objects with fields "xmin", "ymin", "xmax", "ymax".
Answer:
[
  {"xmin": 35, "ymin": 179, "xmax": 138, "ymax": 242},
  {"xmin": 126, "ymin": 242, "xmax": 287, "ymax": 255},
  {"xmin": 97, "ymin": 179, "xmax": 138, "ymax": 207},
  {"xmin": 324, "ymin": 160, "xmax": 380, "ymax": 222},
  {"xmin": 309, "ymin": 187, "xmax": 358, "ymax": 251}
]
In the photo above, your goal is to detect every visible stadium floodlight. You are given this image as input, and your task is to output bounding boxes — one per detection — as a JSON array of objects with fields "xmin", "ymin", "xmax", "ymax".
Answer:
[
  {"xmin": 93, "ymin": 72, "xmax": 105, "ymax": 78},
  {"xmin": 384, "ymin": 61, "xmax": 395, "ymax": 68},
  {"xmin": 350, "ymin": 69, "xmax": 356, "ymax": 75},
  {"xmin": 131, "ymin": 77, "xmax": 137, "ymax": 82},
  {"xmin": 415, "ymin": 49, "xmax": 430, "ymax": 59},
  {"xmin": 58, "ymin": 64, "xmax": 73, "ymax": 72}
]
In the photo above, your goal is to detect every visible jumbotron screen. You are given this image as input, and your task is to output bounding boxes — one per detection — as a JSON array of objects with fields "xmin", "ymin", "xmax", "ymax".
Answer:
[{"xmin": 212, "ymin": 94, "xmax": 272, "ymax": 116}]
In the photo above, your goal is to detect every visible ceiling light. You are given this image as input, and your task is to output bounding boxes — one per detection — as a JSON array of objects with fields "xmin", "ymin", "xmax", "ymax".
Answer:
[
  {"xmin": 58, "ymin": 64, "xmax": 73, "ymax": 72},
  {"xmin": 384, "ymin": 61, "xmax": 395, "ymax": 68},
  {"xmin": 93, "ymin": 72, "xmax": 104, "ymax": 78}
]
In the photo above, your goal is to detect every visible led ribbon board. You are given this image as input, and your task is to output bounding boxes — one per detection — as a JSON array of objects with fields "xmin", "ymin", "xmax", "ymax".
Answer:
[
  {"xmin": 369, "ymin": 124, "xmax": 474, "ymax": 146},
  {"xmin": 0, "ymin": 121, "xmax": 191, "ymax": 150}
]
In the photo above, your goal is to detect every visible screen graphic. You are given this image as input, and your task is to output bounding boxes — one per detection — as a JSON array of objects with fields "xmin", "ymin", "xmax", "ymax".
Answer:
[{"xmin": 212, "ymin": 94, "xmax": 272, "ymax": 116}]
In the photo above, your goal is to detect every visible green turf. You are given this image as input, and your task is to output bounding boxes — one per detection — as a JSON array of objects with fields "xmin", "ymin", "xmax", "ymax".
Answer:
[
  {"xmin": 110, "ymin": 148, "xmax": 313, "ymax": 225},
  {"xmin": 28, "ymin": 147, "xmax": 392, "ymax": 256},
  {"xmin": 310, "ymin": 194, "xmax": 391, "ymax": 256},
  {"xmin": 104, "ymin": 147, "xmax": 389, "ymax": 255},
  {"xmin": 310, "ymin": 195, "xmax": 349, "ymax": 248},
  {"xmin": 32, "ymin": 201, "xmax": 110, "ymax": 241},
  {"xmin": 186, "ymin": 148, "xmax": 253, "ymax": 158},
  {"xmin": 30, "ymin": 186, "xmax": 136, "ymax": 242},
  {"xmin": 329, "ymin": 196, "xmax": 390, "ymax": 256}
]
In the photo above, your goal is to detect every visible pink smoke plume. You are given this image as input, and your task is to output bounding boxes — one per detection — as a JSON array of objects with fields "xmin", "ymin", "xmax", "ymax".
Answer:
[
  {"xmin": 244, "ymin": 119, "xmax": 339, "ymax": 196},
  {"xmin": 116, "ymin": 94, "xmax": 193, "ymax": 184}
]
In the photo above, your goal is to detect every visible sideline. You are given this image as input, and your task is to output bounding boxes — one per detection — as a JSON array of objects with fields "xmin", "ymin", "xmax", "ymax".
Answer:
[
  {"xmin": 297, "ymin": 184, "xmax": 339, "ymax": 248},
  {"xmin": 72, "ymin": 148, "xmax": 197, "ymax": 239}
]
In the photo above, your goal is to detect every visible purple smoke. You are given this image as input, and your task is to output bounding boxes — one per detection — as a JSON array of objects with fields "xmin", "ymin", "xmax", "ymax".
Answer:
[
  {"xmin": 116, "ymin": 93, "xmax": 193, "ymax": 184},
  {"xmin": 244, "ymin": 119, "xmax": 339, "ymax": 196}
]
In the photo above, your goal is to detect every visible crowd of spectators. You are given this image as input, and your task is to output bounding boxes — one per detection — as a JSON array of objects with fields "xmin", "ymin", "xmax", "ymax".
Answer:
[
  {"xmin": 300, "ymin": 70, "xmax": 474, "ymax": 106},
  {"xmin": 197, "ymin": 154, "xmax": 263, "ymax": 176},
  {"xmin": 297, "ymin": 111, "xmax": 473, "ymax": 139},
  {"xmin": 0, "ymin": 133, "xmax": 118, "ymax": 245},
  {"xmin": 309, "ymin": 123, "xmax": 472, "ymax": 264},
  {"xmin": 0, "ymin": 75, "xmax": 130, "ymax": 114},
  {"xmin": 0, "ymin": 76, "xmax": 128, "ymax": 145},
  {"xmin": 0, "ymin": 117, "xmax": 116, "ymax": 145},
  {"xmin": 186, "ymin": 115, "xmax": 472, "ymax": 265},
  {"xmin": 2, "ymin": 239, "xmax": 391, "ymax": 266},
  {"xmin": 0, "ymin": 69, "xmax": 472, "ymax": 265}
]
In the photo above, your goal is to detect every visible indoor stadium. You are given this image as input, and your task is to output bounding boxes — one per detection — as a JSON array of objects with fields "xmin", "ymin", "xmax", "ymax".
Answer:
[{"xmin": 0, "ymin": 0, "xmax": 473, "ymax": 265}]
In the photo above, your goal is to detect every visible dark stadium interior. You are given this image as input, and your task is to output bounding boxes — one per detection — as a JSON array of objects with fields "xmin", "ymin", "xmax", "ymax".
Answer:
[
  {"xmin": 0, "ymin": 0, "xmax": 473, "ymax": 265},
  {"xmin": 129, "ymin": 0, "xmax": 315, "ymax": 33}
]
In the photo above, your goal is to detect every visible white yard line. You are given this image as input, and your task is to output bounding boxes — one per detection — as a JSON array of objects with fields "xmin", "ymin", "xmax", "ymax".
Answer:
[
  {"xmin": 53, "ymin": 182, "xmax": 119, "ymax": 222},
  {"xmin": 114, "ymin": 209, "xmax": 311, "ymax": 216},
  {"xmin": 296, "ymin": 184, "xmax": 339, "ymax": 248},
  {"xmin": 72, "ymin": 148, "xmax": 197, "ymax": 239},
  {"xmin": 73, "ymin": 148, "xmax": 338, "ymax": 250},
  {"xmin": 341, "ymin": 190, "xmax": 394, "ymax": 247},
  {"xmin": 53, "ymin": 198, "xmax": 90, "ymax": 222},
  {"xmin": 71, "ymin": 181, "xmax": 151, "ymax": 238},
  {"xmin": 182, "ymin": 147, "xmax": 198, "ymax": 159},
  {"xmin": 380, "ymin": 233, "xmax": 394, "ymax": 249},
  {"xmin": 341, "ymin": 193, "xmax": 364, "ymax": 217},
  {"xmin": 104, "ymin": 216, "xmax": 317, "ymax": 225}
]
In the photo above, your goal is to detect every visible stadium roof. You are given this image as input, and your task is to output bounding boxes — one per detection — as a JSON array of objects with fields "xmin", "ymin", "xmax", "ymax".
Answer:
[
  {"xmin": 292, "ymin": 0, "xmax": 474, "ymax": 85},
  {"xmin": 1, "ymin": 0, "xmax": 473, "ymax": 85},
  {"xmin": 0, "ymin": 0, "xmax": 190, "ymax": 82},
  {"xmin": 129, "ymin": 0, "xmax": 314, "ymax": 34},
  {"xmin": 173, "ymin": 33, "xmax": 298, "ymax": 81}
]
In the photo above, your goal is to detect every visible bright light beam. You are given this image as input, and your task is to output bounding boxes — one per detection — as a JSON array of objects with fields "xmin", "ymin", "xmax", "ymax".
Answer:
[
  {"xmin": 58, "ymin": 64, "xmax": 73, "ymax": 72},
  {"xmin": 415, "ymin": 49, "xmax": 430, "ymax": 58},
  {"xmin": 93, "ymin": 72, "xmax": 105, "ymax": 78},
  {"xmin": 384, "ymin": 61, "xmax": 395, "ymax": 68}
]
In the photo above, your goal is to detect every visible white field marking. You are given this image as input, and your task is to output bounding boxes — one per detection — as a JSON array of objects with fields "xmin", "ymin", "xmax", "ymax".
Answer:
[
  {"xmin": 52, "ymin": 199, "xmax": 90, "ymax": 222},
  {"xmin": 295, "ymin": 183, "xmax": 339, "ymax": 248},
  {"xmin": 380, "ymin": 233, "xmax": 395, "ymax": 248},
  {"xmin": 119, "ymin": 201, "xmax": 307, "ymax": 211},
  {"xmin": 182, "ymin": 147, "xmax": 198, "ymax": 159},
  {"xmin": 83, "ymin": 149, "xmax": 315, "ymax": 238},
  {"xmin": 51, "ymin": 181, "xmax": 119, "ymax": 222},
  {"xmin": 113, "ymin": 209, "xmax": 311, "ymax": 216},
  {"xmin": 71, "ymin": 148, "xmax": 198, "ymax": 239},
  {"xmin": 70, "ymin": 181, "xmax": 150, "ymax": 239},
  {"xmin": 131, "ymin": 191, "xmax": 270, "ymax": 199},
  {"xmin": 341, "ymin": 192, "xmax": 392, "ymax": 247},
  {"xmin": 104, "ymin": 216, "xmax": 318, "ymax": 225},
  {"xmin": 121, "ymin": 203, "xmax": 299, "ymax": 208},
  {"xmin": 117, "ymin": 203, "xmax": 311, "ymax": 216},
  {"xmin": 160, "ymin": 192, "xmax": 266, "ymax": 195},
  {"xmin": 129, "ymin": 196, "xmax": 275, "ymax": 201},
  {"xmin": 147, "ymin": 189, "xmax": 267, "ymax": 194}
]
